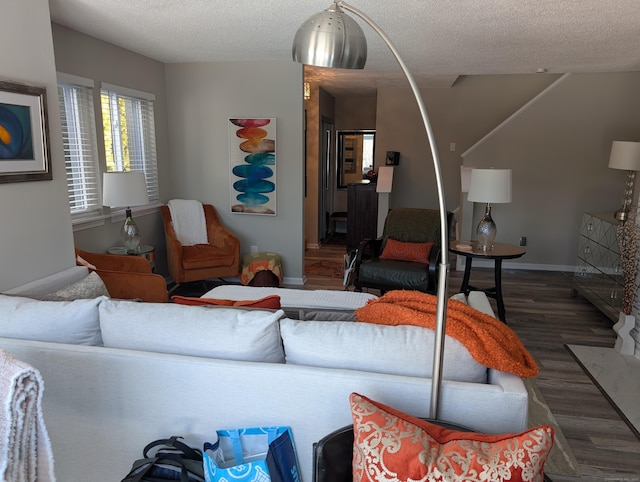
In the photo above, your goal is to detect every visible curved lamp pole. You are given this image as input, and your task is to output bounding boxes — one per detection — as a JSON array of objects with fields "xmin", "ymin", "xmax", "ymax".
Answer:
[{"xmin": 293, "ymin": 2, "xmax": 450, "ymax": 418}]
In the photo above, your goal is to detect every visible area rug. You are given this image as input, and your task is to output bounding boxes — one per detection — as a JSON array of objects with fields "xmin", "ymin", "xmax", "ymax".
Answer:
[
  {"xmin": 305, "ymin": 259, "xmax": 343, "ymax": 279},
  {"xmin": 524, "ymin": 378, "xmax": 581, "ymax": 476}
]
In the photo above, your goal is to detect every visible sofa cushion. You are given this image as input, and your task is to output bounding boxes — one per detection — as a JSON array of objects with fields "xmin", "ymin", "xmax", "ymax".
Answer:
[
  {"xmin": 0, "ymin": 294, "xmax": 104, "ymax": 345},
  {"xmin": 99, "ymin": 299, "xmax": 285, "ymax": 362},
  {"xmin": 279, "ymin": 318, "xmax": 487, "ymax": 382},
  {"xmin": 350, "ymin": 392, "xmax": 553, "ymax": 482}
]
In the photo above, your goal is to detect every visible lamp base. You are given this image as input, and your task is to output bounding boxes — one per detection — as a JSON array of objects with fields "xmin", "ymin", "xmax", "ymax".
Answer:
[
  {"xmin": 614, "ymin": 169, "xmax": 636, "ymax": 222},
  {"xmin": 476, "ymin": 205, "xmax": 496, "ymax": 251},
  {"xmin": 614, "ymin": 207, "xmax": 629, "ymax": 222},
  {"xmin": 122, "ymin": 208, "xmax": 141, "ymax": 254}
]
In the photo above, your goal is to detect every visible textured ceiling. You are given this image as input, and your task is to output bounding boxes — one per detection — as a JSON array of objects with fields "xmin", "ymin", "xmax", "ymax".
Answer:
[{"xmin": 49, "ymin": 0, "xmax": 640, "ymax": 95}]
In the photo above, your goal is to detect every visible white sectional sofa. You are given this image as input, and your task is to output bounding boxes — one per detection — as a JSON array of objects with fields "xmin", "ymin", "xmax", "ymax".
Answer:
[{"xmin": 1, "ymin": 266, "xmax": 529, "ymax": 482}]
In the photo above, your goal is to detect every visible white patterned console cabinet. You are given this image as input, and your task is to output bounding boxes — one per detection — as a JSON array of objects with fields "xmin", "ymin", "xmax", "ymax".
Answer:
[{"xmin": 572, "ymin": 212, "xmax": 622, "ymax": 322}]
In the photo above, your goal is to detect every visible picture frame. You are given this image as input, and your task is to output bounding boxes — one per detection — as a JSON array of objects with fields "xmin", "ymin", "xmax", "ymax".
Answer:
[
  {"xmin": 229, "ymin": 117, "xmax": 276, "ymax": 215},
  {"xmin": 0, "ymin": 80, "xmax": 51, "ymax": 183}
]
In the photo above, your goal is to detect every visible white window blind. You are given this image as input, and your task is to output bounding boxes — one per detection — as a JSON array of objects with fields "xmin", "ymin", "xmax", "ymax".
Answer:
[
  {"xmin": 100, "ymin": 83, "xmax": 159, "ymax": 202},
  {"xmin": 57, "ymin": 74, "xmax": 101, "ymax": 216}
]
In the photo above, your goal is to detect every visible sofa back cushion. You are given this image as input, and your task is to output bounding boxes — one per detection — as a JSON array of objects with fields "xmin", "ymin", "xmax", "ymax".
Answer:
[
  {"xmin": 279, "ymin": 318, "xmax": 487, "ymax": 383},
  {"xmin": 99, "ymin": 299, "xmax": 285, "ymax": 363},
  {"xmin": 0, "ymin": 294, "xmax": 104, "ymax": 345}
]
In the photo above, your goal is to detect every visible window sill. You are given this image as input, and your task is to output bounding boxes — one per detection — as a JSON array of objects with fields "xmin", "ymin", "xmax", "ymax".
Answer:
[
  {"xmin": 71, "ymin": 203, "xmax": 161, "ymax": 231},
  {"xmin": 72, "ymin": 213, "xmax": 107, "ymax": 232},
  {"xmin": 108, "ymin": 202, "xmax": 162, "ymax": 223}
]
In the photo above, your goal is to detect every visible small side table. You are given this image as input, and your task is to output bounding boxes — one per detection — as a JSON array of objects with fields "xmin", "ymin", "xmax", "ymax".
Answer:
[
  {"xmin": 449, "ymin": 241, "xmax": 526, "ymax": 323},
  {"xmin": 107, "ymin": 244, "xmax": 156, "ymax": 272}
]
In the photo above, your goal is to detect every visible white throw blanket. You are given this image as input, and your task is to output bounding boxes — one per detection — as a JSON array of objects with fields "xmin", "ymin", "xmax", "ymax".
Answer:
[
  {"xmin": 0, "ymin": 350, "xmax": 55, "ymax": 482},
  {"xmin": 168, "ymin": 199, "xmax": 209, "ymax": 246}
]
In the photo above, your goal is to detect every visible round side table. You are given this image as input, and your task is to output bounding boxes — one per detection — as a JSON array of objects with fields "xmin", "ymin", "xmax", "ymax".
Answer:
[
  {"xmin": 107, "ymin": 244, "xmax": 155, "ymax": 272},
  {"xmin": 449, "ymin": 240, "xmax": 526, "ymax": 323}
]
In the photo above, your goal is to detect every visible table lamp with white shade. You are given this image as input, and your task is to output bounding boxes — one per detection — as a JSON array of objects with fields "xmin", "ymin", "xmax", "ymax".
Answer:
[
  {"xmin": 102, "ymin": 171, "xmax": 149, "ymax": 253},
  {"xmin": 467, "ymin": 168, "xmax": 512, "ymax": 251},
  {"xmin": 608, "ymin": 141, "xmax": 640, "ymax": 222}
]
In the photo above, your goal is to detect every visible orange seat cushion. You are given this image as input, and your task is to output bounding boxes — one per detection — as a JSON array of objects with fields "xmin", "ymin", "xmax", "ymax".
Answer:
[
  {"xmin": 171, "ymin": 295, "xmax": 281, "ymax": 310},
  {"xmin": 181, "ymin": 244, "xmax": 237, "ymax": 270}
]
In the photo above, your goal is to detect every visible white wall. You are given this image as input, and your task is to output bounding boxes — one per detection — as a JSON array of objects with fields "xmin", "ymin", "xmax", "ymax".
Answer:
[
  {"xmin": 0, "ymin": 0, "xmax": 75, "ymax": 291},
  {"xmin": 164, "ymin": 61, "xmax": 306, "ymax": 284}
]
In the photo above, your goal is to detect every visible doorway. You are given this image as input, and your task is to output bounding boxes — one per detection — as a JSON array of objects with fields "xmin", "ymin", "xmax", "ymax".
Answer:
[{"xmin": 319, "ymin": 119, "xmax": 334, "ymax": 242}]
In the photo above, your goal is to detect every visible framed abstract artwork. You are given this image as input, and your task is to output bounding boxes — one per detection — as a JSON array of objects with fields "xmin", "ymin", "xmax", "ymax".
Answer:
[
  {"xmin": 229, "ymin": 117, "xmax": 276, "ymax": 215},
  {"xmin": 0, "ymin": 80, "xmax": 51, "ymax": 183}
]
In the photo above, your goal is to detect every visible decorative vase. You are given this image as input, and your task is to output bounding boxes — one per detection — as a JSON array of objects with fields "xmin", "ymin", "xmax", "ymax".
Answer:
[{"xmin": 613, "ymin": 311, "xmax": 636, "ymax": 356}]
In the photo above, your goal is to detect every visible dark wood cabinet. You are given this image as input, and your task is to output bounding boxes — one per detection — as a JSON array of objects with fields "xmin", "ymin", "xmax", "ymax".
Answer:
[{"xmin": 347, "ymin": 181, "xmax": 378, "ymax": 252}]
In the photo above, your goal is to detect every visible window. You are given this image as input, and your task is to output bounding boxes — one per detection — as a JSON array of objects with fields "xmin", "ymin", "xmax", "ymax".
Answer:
[
  {"xmin": 57, "ymin": 74, "xmax": 101, "ymax": 217},
  {"xmin": 100, "ymin": 83, "xmax": 159, "ymax": 202}
]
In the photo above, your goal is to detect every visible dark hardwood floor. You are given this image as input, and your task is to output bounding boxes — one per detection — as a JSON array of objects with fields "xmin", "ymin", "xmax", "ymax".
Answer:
[{"xmin": 303, "ymin": 243, "xmax": 640, "ymax": 481}]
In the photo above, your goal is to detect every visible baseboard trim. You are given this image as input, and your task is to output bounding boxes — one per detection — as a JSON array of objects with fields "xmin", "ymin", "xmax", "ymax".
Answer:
[{"xmin": 453, "ymin": 260, "xmax": 576, "ymax": 272}]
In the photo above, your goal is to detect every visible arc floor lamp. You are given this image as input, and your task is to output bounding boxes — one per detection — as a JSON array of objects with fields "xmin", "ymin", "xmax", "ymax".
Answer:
[{"xmin": 292, "ymin": 2, "xmax": 450, "ymax": 418}]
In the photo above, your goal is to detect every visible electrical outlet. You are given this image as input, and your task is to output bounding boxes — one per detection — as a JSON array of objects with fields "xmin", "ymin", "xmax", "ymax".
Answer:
[
  {"xmin": 250, "ymin": 245, "xmax": 258, "ymax": 253},
  {"xmin": 519, "ymin": 237, "xmax": 527, "ymax": 246}
]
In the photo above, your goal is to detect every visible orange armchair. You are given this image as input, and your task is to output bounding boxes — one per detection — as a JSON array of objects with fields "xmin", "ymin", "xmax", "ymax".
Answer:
[
  {"xmin": 161, "ymin": 203, "xmax": 241, "ymax": 284},
  {"xmin": 74, "ymin": 247, "xmax": 169, "ymax": 302}
]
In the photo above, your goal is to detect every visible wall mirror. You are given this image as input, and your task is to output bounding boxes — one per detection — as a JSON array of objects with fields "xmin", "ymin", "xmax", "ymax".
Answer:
[{"xmin": 336, "ymin": 130, "xmax": 375, "ymax": 189}]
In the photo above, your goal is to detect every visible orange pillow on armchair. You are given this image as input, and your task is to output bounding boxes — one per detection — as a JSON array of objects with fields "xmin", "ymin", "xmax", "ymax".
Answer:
[{"xmin": 379, "ymin": 238, "xmax": 435, "ymax": 264}]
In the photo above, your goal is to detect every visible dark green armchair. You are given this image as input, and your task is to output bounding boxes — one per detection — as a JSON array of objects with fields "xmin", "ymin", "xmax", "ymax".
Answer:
[{"xmin": 353, "ymin": 208, "xmax": 453, "ymax": 294}]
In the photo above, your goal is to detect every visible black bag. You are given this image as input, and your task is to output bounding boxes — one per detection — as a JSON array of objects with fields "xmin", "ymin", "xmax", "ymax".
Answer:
[{"xmin": 121, "ymin": 436, "xmax": 205, "ymax": 482}]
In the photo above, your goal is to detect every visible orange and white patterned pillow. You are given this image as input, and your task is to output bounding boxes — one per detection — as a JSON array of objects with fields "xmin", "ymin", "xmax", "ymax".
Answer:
[
  {"xmin": 350, "ymin": 392, "xmax": 553, "ymax": 482},
  {"xmin": 379, "ymin": 238, "xmax": 435, "ymax": 264}
]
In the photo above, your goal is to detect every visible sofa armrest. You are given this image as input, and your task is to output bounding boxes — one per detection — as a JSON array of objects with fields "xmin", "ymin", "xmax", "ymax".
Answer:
[
  {"xmin": 4, "ymin": 266, "xmax": 90, "ymax": 297},
  {"xmin": 96, "ymin": 270, "xmax": 168, "ymax": 302}
]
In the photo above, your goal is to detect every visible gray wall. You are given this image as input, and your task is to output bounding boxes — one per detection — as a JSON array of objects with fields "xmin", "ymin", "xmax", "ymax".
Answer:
[
  {"xmin": 3, "ymin": 4, "xmax": 638, "ymax": 291},
  {"xmin": 0, "ymin": 1, "xmax": 75, "ymax": 291},
  {"xmin": 374, "ymin": 75, "xmax": 561, "ymax": 213},
  {"xmin": 164, "ymin": 61, "xmax": 305, "ymax": 284},
  {"xmin": 52, "ymin": 24, "xmax": 171, "ymax": 275},
  {"xmin": 52, "ymin": 27, "xmax": 306, "ymax": 284},
  {"xmin": 462, "ymin": 72, "xmax": 640, "ymax": 269},
  {"xmin": 371, "ymin": 72, "xmax": 640, "ymax": 270}
]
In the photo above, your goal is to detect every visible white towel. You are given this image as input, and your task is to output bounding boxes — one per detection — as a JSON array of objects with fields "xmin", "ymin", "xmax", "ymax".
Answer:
[
  {"xmin": 168, "ymin": 199, "xmax": 209, "ymax": 246},
  {"xmin": 0, "ymin": 350, "xmax": 55, "ymax": 482}
]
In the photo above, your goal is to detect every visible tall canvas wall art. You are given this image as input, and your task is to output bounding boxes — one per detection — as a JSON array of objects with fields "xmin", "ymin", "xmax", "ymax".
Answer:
[{"xmin": 229, "ymin": 117, "xmax": 276, "ymax": 215}]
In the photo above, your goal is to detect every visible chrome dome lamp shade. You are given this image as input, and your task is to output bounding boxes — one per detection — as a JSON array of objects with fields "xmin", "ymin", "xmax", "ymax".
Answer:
[
  {"xmin": 293, "ymin": 2, "xmax": 450, "ymax": 420},
  {"xmin": 292, "ymin": 3, "xmax": 367, "ymax": 69}
]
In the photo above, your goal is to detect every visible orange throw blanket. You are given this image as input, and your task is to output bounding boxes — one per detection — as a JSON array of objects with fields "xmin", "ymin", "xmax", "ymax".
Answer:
[{"xmin": 355, "ymin": 291, "xmax": 538, "ymax": 378}]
